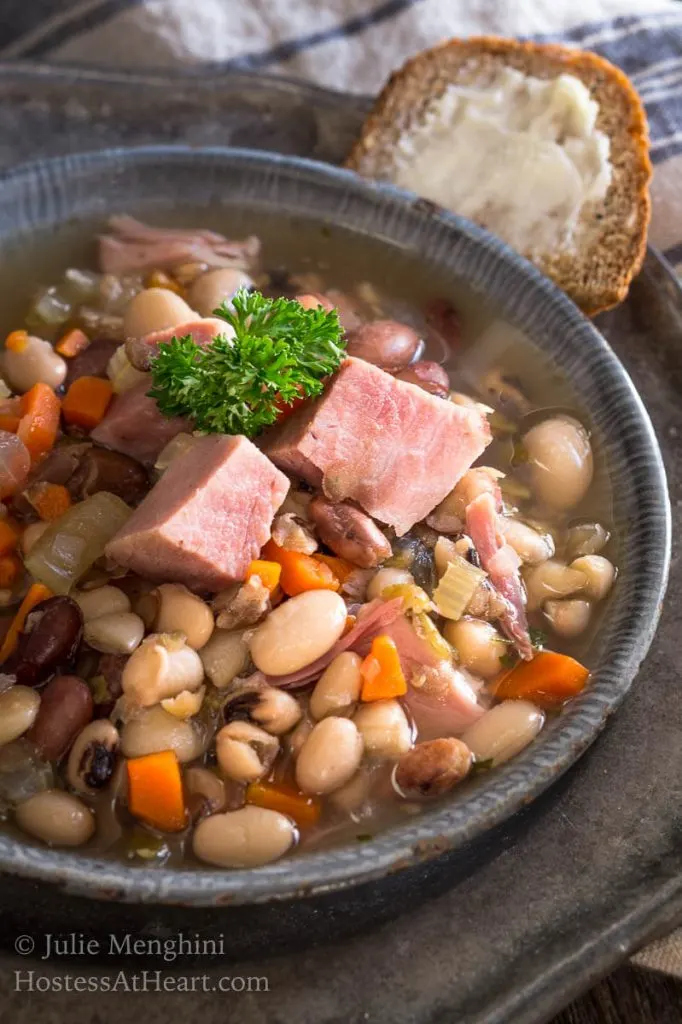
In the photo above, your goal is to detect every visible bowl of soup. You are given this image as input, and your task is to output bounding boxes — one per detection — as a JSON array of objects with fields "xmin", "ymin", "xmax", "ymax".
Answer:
[{"xmin": 0, "ymin": 147, "xmax": 670, "ymax": 904}]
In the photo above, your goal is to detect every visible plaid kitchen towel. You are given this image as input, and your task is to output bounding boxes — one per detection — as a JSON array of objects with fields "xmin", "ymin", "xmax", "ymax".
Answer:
[{"xmin": 0, "ymin": 0, "xmax": 680, "ymax": 975}]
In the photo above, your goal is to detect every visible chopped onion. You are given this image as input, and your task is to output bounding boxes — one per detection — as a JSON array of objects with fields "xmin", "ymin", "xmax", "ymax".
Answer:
[
  {"xmin": 107, "ymin": 345, "xmax": 149, "ymax": 394},
  {"xmin": 381, "ymin": 583, "xmax": 431, "ymax": 614},
  {"xmin": 433, "ymin": 555, "xmax": 487, "ymax": 621},
  {"xmin": 25, "ymin": 491, "xmax": 131, "ymax": 594},
  {"xmin": 29, "ymin": 286, "xmax": 72, "ymax": 326},
  {"xmin": 412, "ymin": 612, "xmax": 453, "ymax": 661},
  {"xmin": 0, "ymin": 739, "xmax": 54, "ymax": 809},
  {"xmin": 0, "ymin": 431, "xmax": 30, "ymax": 500},
  {"xmin": 63, "ymin": 267, "xmax": 101, "ymax": 301}
]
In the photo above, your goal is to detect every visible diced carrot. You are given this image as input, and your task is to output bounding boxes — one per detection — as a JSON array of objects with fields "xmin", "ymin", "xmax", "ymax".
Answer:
[
  {"xmin": 246, "ymin": 781, "xmax": 321, "ymax": 828},
  {"xmin": 61, "ymin": 376, "xmax": 113, "ymax": 431},
  {"xmin": 4, "ymin": 330, "xmax": 28, "ymax": 353},
  {"xmin": 0, "ymin": 555, "xmax": 21, "ymax": 588},
  {"xmin": 56, "ymin": 328, "xmax": 90, "ymax": 358},
  {"xmin": 0, "ymin": 396, "xmax": 22, "ymax": 433},
  {"xmin": 145, "ymin": 269, "xmax": 184, "ymax": 295},
  {"xmin": 246, "ymin": 559, "xmax": 282, "ymax": 594},
  {"xmin": 360, "ymin": 634, "xmax": 407, "ymax": 702},
  {"xmin": 494, "ymin": 650, "xmax": 590, "ymax": 709},
  {"xmin": 0, "ymin": 519, "xmax": 19, "ymax": 556},
  {"xmin": 314, "ymin": 553, "xmax": 355, "ymax": 584},
  {"xmin": 17, "ymin": 383, "xmax": 61, "ymax": 463},
  {"xmin": 127, "ymin": 750, "xmax": 187, "ymax": 833},
  {"xmin": 262, "ymin": 539, "xmax": 340, "ymax": 596},
  {"xmin": 0, "ymin": 582, "xmax": 52, "ymax": 663},
  {"xmin": 25, "ymin": 482, "xmax": 72, "ymax": 522}
]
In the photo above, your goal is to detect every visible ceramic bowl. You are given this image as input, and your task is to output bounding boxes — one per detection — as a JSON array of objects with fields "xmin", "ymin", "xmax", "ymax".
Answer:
[{"xmin": 0, "ymin": 146, "xmax": 670, "ymax": 905}]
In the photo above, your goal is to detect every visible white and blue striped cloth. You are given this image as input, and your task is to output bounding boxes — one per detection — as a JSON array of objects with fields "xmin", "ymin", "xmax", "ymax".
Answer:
[{"xmin": 0, "ymin": 0, "xmax": 680, "ymax": 974}]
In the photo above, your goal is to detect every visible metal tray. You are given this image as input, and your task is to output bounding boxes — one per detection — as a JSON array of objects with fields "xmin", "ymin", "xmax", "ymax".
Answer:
[{"xmin": 0, "ymin": 64, "xmax": 678, "ymax": 1024}]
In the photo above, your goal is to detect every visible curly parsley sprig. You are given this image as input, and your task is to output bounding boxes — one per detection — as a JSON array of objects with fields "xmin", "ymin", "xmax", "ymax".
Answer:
[{"xmin": 148, "ymin": 288, "xmax": 345, "ymax": 437}]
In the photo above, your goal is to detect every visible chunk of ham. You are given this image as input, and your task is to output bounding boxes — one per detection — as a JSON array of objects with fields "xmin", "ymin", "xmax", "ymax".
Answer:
[
  {"xmin": 466, "ymin": 491, "xmax": 534, "ymax": 660},
  {"xmin": 105, "ymin": 434, "xmax": 289, "ymax": 591},
  {"xmin": 264, "ymin": 357, "xmax": 491, "ymax": 536},
  {"xmin": 99, "ymin": 215, "xmax": 260, "ymax": 275},
  {"xmin": 91, "ymin": 381, "xmax": 190, "ymax": 466},
  {"xmin": 125, "ymin": 317, "xmax": 227, "ymax": 370}
]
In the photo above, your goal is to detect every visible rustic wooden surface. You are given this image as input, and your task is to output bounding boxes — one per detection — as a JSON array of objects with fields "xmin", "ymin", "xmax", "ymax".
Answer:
[{"xmin": 553, "ymin": 967, "xmax": 682, "ymax": 1023}]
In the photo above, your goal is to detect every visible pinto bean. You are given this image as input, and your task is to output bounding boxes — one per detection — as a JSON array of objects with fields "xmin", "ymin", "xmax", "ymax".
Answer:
[
  {"xmin": 26, "ymin": 675, "xmax": 93, "ymax": 761},
  {"xmin": 4, "ymin": 597, "xmax": 83, "ymax": 688},
  {"xmin": 345, "ymin": 320, "xmax": 421, "ymax": 371},
  {"xmin": 67, "ymin": 447, "xmax": 149, "ymax": 505},
  {"xmin": 395, "ymin": 360, "xmax": 450, "ymax": 397},
  {"xmin": 394, "ymin": 738, "xmax": 472, "ymax": 797},
  {"xmin": 308, "ymin": 497, "xmax": 391, "ymax": 568}
]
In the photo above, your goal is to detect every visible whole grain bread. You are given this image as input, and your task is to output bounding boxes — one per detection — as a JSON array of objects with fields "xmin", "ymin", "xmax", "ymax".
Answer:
[{"xmin": 346, "ymin": 37, "xmax": 652, "ymax": 316}]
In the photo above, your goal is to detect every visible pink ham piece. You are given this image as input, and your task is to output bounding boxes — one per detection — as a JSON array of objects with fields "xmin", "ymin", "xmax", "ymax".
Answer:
[
  {"xmin": 99, "ymin": 216, "xmax": 260, "ymax": 275},
  {"xmin": 466, "ymin": 491, "xmax": 534, "ymax": 660},
  {"xmin": 91, "ymin": 381, "xmax": 190, "ymax": 466},
  {"xmin": 105, "ymin": 434, "xmax": 289, "ymax": 591},
  {"xmin": 264, "ymin": 357, "xmax": 491, "ymax": 536},
  {"xmin": 125, "ymin": 318, "xmax": 228, "ymax": 371}
]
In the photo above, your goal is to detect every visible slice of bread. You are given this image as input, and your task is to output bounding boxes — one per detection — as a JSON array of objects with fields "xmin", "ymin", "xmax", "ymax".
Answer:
[{"xmin": 346, "ymin": 37, "xmax": 652, "ymax": 316}]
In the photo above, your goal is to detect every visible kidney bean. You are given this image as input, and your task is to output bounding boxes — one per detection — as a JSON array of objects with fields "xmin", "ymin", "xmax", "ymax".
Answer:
[
  {"xmin": 65, "ymin": 338, "xmax": 120, "ymax": 386},
  {"xmin": 308, "ymin": 497, "xmax": 391, "ymax": 568},
  {"xmin": 424, "ymin": 298, "xmax": 461, "ymax": 350},
  {"xmin": 395, "ymin": 360, "xmax": 450, "ymax": 397},
  {"xmin": 345, "ymin": 320, "xmax": 421, "ymax": 371},
  {"xmin": 3, "ymin": 597, "xmax": 83, "ymax": 688},
  {"xmin": 26, "ymin": 674, "xmax": 93, "ymax": 761},
  {"xmin": 67, "ymin": 446, "xmax": 150, "ymax": 505}
]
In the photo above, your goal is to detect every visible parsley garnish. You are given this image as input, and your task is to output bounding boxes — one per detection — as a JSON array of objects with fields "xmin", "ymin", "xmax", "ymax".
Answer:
[
  {"xmin": 529, "ymin": 627, "xmax": 548, "ymax": 649},
  {"xmin": 148, "ymin": 288, "xmax": 345, "ymax": 437}
]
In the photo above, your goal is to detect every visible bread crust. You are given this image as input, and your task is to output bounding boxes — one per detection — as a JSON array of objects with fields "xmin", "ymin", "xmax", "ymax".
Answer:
[{"xmin": 346, "ymin": 37, "xmax": 652, "ymax": 316}]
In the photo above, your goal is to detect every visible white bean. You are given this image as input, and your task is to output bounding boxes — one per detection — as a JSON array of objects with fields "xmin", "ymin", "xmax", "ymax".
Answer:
[
  {"xmin": 123, "ymin": 287, "xmax": 194, "ymax": 338},
  {"xmin": 367, "ymin": 568, "xmax": 414, "ymax": 601},
  {"xmin": 544, "ymin": 599, "xmax": 592, "ymax": 638},
  {"xmin": 122, "ymin": 633, "xmax": 204, "ymax": 706},
  {"xmin": 461, "ymin": 700, "xmax": 544, "ymax": 765},
  {"xmin": 188, "ymin": 268, "xmax": 253, "ymax": 317},
  {"xmin": 15, "ymin": 789, "xmax": 95, "ymax": 847},
  {"xmin": 120, "ymin": 705, "xmax": 207, "ymax": 762},
  {"xmin": 524, "ymin": 559, "xmax": 587, "ymax": 612},
  {"xmin": 295, "ymin": 717, "xmax": 364, "ymax": 795},
  {"xmin": 565, "ymin": 522, "xmax": 609, "ymax": 560},
  {"xmin": 1, "ymin": 335, "xmax": 67, "ymax": 393},
  {"xmin": 287, "ymin": 717, "xmax": 313, "ymax": 757},
  {"xmin": 569, "ymin": 555, "xmax": 615, "ymax": 601},
  {"xmin": 75, "ymin": 585, "xmax": 131, "ymax": 622},
  {"xmin": 309, "ymin": 652, "xmax": 362, "ymax": 720},
  {"xmin": 193, "ymin": 806, "xmax": 296, "ymax": 868},
  {"xmin": 154, "ymin": 583, "xmax": 214, "ymax": 650},
  {"xmin": 0, "ymin": 686, "xmax": 40, "ymax": 746},
  {"xmin": 250, "ymin": 590, "xmax": 347, "ymax": 675},
  {"xmin": 442, "ymin": 618, "xmax": 507, "ymax": 679},
  {"xmin": 353, "ymin": 700, "xmax": 413, "ymax": 758},
  {"xmin": 500, "ymin": 519, "xmax": 555, "ymax": 566},
  {"xmin": 199, "ymin": 629, "xmax": 249, "ymax": 689},
  {"xmin": 522, "ymin": 417, "xmax": 593, "ymax": 510},
  {"xmin": 84, "ymin": 612, "xmax": 145, "ymax": 655}
]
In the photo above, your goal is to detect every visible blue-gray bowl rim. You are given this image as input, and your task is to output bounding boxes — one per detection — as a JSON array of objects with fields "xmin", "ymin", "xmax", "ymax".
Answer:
[{"xmin": 0, "ymin": 145, "xmax": 670, "ymax": 905}]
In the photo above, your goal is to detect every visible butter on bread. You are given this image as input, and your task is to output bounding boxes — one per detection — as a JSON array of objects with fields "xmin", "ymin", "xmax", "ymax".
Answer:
[{"xmin": 346, "ymin": 37, "xmax": 652, "ymax": 316}]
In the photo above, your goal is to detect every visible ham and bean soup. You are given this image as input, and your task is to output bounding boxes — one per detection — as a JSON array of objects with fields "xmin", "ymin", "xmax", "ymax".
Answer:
[{"xmin": 0, "ymin": 217, "xmax": 616, "ymax": 868}]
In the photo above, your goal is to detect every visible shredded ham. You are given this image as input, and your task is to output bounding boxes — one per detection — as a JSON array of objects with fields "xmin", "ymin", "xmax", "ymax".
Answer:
[
  {"xmin": 99, "ymin": 215, "xmax": 260, "ymax": 275},
  {"xmin": 466, "ymin": 491, "xmax": 534, "ymax": 660},
  {"xmin": 269, "ymin": 598, "xmax": 404, "ymax": 688}
]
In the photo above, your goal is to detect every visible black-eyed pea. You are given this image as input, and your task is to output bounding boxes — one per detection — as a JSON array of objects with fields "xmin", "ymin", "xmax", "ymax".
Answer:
[
  {"xmin": 309, "ymin": 652, "xmax": 362, "ymax": 720},
  {"xmin": 184, "ymin": 766, "xmax": 228, "ymax": 822},
  {"xmin": 461, "ymin": 700, "xmax": 544, "ymax": 765},
  {"xmin": 15, "ymin": 789, "xmax": 95, "ymax": 847},
  {"xmin": 0, "ymin": 686, "xmax": 40, "ymax": 747},
  {"xmin": 193, "ymin": 806, "xmax": 296, "ymax": 868},
  {"xmin": 223, "ymin": 681, "xmax": 302, "ymax": 736},
  {"xmin": 66, "ymin": 720, "xmax": 120, "ymax": 795},
  {"xmin": 569, "ymin": 555, "xmax": 616, "ymax": 601},
  {"xmin": 353, "ymin": 699, "xmax": 412, "ymax": 758},
  {"xmin": 154, "ymin": 583, "xmax": 214, "ymax": 650},
  {"xmin": 216, "ymin": 721, "xmax": 279, "ymax": 783},
  {"xmin": 295, "ymin": 717, "xmax": 363, "ymax": 795}
]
